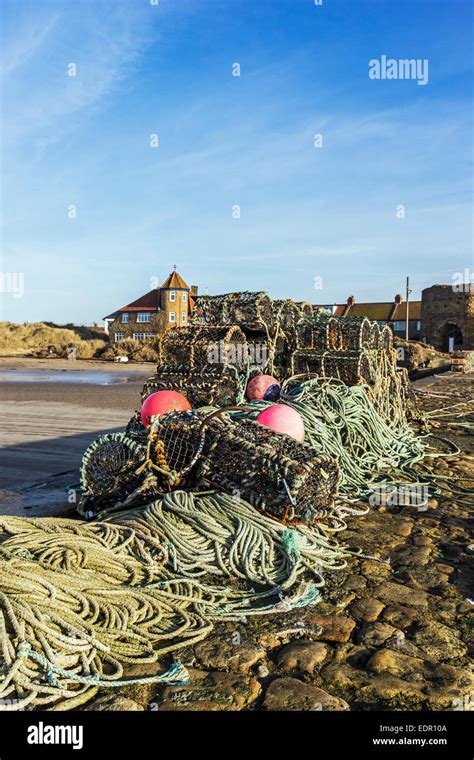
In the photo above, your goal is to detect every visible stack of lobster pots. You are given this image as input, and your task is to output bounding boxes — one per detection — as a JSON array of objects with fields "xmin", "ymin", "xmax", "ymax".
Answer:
[{"xmin": 141, "ymin": 292, "xmax": 322, "ymax": 407}]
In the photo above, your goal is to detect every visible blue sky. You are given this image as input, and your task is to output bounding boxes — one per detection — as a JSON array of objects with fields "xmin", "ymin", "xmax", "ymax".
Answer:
[{"xmin": 1, "ymin": 0, "xmax": 472, "ymax": 324}]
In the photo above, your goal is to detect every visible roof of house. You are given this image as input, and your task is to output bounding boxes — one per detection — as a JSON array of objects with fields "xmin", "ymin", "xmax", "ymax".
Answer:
[
  {"xmin": 104, "ymin": 270, "xmax": 193, "ymax": 319},
  {"xmin": 332, "ymin": 301, "xmax": 421, "ymax": 321},
  {"xmin": 160, "ymin": 271, "xmax": 190, "ymax": 290}
]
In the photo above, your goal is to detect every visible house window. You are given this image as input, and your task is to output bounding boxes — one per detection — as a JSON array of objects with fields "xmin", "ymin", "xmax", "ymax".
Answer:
[
  {"xmin": 121, "ymin": 313, "xmax": 129, "ymax": 323},
  {"xmin": 416, "ymin": 321, "xmax": 421, "ymax": 331},
  {"xmin": 182, "ymin": 292, "xmax": 187, "ymax": 303},
  {"xmin": 168, "ymin": 311, "xmax": 176, "ymax": 323},
  {"xmin": 181, "ymin": 313, "xmax": 187, "ymax": 323},
  {"xmin": 169, "ymin": 291, "xmax": 176, "ymax": 302},
  {"xmin": 137, "ymin": 312, "xmax": 151, "ymax": 323},
  {"xmin": 132, "ymin": 332, "xmax": 153, "ymax": 341},
  {"xmin": 393, "ymin": 321, "xmax": 406, "ymax": 331},
  {"xmin": 114, "ymin": 332, "xmax": 125, "ymax": 343}
]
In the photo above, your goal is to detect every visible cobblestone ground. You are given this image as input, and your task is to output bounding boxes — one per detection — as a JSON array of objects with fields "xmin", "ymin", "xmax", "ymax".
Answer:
[{"xmin": 86, "ymin": 374, "xmax": 473, "ymax": 712}]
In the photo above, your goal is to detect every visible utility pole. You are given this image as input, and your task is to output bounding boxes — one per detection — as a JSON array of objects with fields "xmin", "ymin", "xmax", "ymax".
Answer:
[{"xmin": 405, "ymin": 276, "xmax": 412, "ymax": 341}]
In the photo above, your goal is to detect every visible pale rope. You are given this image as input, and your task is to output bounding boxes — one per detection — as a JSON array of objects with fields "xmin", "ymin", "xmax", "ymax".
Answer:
[{"xmin": 0, "ymin": 489, "xmax": 351, "ymax": 711}]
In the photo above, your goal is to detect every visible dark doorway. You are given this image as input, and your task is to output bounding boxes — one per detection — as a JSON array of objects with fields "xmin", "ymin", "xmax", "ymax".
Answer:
[{"xmin": 442, "ymin": 322, "xmax": 463, "ymax": 352}]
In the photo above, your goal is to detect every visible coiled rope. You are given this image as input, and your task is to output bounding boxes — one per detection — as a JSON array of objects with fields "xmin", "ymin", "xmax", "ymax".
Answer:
[{"xmin": 0, "ymin": 489, "xmax": 351, "ymax": 711}]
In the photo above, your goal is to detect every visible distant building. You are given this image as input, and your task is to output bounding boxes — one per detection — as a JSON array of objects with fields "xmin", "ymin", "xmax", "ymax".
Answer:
[
  {"xmin": 104, "ymin": 270, "xmax": 197, "ymax": 343},
  {"xmin": 326, "ymin": 295, "xmax": 422, "ymax": 340},
  {"xmin": 421, "ymin": 284, "xmax": 473, "ymax": 351}
]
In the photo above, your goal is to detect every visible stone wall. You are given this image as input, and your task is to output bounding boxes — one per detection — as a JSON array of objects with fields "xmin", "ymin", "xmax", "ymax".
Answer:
[{"xmin": 421, "ymin": 285, "xmax": 474, "ymax": 351}]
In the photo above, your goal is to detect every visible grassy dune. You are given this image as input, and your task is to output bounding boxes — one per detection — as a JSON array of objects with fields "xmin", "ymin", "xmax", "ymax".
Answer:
[{"xmin": 0, "ymin": 322, "xmax": 107, "ymax": 358}]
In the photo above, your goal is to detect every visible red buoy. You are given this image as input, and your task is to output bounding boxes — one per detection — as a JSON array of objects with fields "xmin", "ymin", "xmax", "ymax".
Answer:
[
  {"xmin": 257, "ymin": 404, "xmax": 304, "ymax": 442},
  {"xmin": 140, "ymin": 390, "xmax": 191, "ymax": 428}
]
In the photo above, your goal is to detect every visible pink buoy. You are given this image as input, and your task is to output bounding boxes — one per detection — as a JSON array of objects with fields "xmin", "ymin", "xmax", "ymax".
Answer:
[
  {"xmin": 246, "ymin": 374, "xmax": 280, "ymax": 401},
  {"xmin": 140, "ymin": 390, "xmax": 191, "ymax": 428},
  {"xmin": 257, "ymin": 404, "xmax": 304, "ymax": 442}
]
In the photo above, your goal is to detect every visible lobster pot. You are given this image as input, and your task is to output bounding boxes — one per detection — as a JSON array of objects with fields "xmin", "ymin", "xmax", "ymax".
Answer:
[
  {"xmin": 291, "ymin": 349, "xmax": 324, "ymax": 378},
  {"xmin": 196, "ymin": 417, "xmax": 340, "ymax": 524},
  {"xmin": 339, "ymin": 317, "xmax": 372, "ymax": 350},
  {"xmin": 191, "ymin": 292, "xmax": 274, "ymax": 333},
  {"xmin": 190, "ymin": 294, "xmax": 233, "ymax": 325},
  {"xmin": 230, "ymin": 292, "xmax": 274, "ymax": 333},
  {"xmin": 380, "ymin": 324, "xmax": 393, "ymax": 352},
  {"xmin": 323, "ymin": 351, "xmax": 374, "ymax": 385},
  {"xmin": 142, "ymin": 365, "xmax": 241, "ymax": 408},
  {"xmin": 296, "ymin": 316, "xmax": 341, "ymax": 351},
  {"xmin": 193, "ymin": 325, "xmax": 247, "ymax": 368},
  {"xmin": 79, "ymin": 433, "xmax": 148, "ymax": 514},
  {"xmin": 292, "ymin": 349, "xmax": 374, "ymax": 385},
  {"xmin": 159, "ymin": 325, "xmax": 247, "ymax": 368},
  {"xmin": 272, "ymin": 299, "xmax": 302, "ymax": 338},
  {"xmin": 297, "ymin": 301, "xmax": 313, "ymax": 318},
  {"xmin": 159, "ymin": 327, "xmax": 199, "ymax": 366},
  {"xmin": 370, "ymin": 321, "xmax": 381, "ymax": 350}
]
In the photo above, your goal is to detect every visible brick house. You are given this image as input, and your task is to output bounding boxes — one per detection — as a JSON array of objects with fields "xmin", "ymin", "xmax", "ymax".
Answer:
[
  {"xmin": 324, "ymin": 295, "xmax": 422, "ymax": 340},
  {"xmin": 104, "ymin": 270, "xmax": 197, "ymax": 344}
]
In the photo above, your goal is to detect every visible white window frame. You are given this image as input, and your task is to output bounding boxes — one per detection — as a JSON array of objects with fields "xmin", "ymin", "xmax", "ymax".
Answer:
[
  {"xmin": 393, "ymin": 320, "xmax": 406, "ymax": 331},
  {"xmin": 132, "ymin": 332, "xmax": 153, "ymax": 341},
  {"xmin": 182, "ymin": 292, "xmax": 187, "ymax": 303},
  {"xmin": 121, "ymin": 313, "xmax": 129, "ymax": 323},
  {"xmin": 168, "ymin": 311, "xmax": 176, "ymax": 323},
  {"xmin": 169, "ymin": 291, "xmax": 176, "ymax": 302},
  {"xmin": 114, "ymin": 332, "xmax": 125, "ymax": 343},
  {"xmin": 181, "ymin": 313, "xmax": 187, "ymax": 323},
  {"xmin": 137, "ymin": 312, "xmax": 151, "ymax": 323}
]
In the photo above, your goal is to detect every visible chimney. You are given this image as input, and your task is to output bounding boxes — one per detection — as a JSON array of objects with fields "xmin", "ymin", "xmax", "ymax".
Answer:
[
  {"xmin": 343, "ymin": 295, "xmax": 355, "ymax": 316},
  {"xmin": 389, "ymin": 294, "xmax": 403, "ymax": 322},
  {"xmin": 191, "ymin": 285, "xmax": 198, "ymax": 295}
]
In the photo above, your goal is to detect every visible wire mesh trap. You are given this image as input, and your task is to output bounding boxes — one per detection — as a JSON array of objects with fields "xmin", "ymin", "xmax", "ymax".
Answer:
[
  {"xmin": 145, "ymin": 410, "xmax": 206, "ymax": 485},
  {"xmin": 159, "ymin": 324, "xmax": 247, "ymax": 368},
  {"xmin": 194, "ymin": 414, "xmax": 340, "ymax": 525},
  {"xmin": 190, "ymin": 291, "xmax": 275, "ymax": 333},
  {"xmin": 141, "ymin": 364, "xmax": 242, "ymax": 407},
  {"xmin": 79, "ymin": 433, "xmax": 149, "ymax": 515}
]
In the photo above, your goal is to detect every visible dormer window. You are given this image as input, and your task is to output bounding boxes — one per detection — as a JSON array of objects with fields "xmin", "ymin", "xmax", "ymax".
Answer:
[{"xmin": 169, "ymin": 291, "xmax": 176, "ymax": 302}]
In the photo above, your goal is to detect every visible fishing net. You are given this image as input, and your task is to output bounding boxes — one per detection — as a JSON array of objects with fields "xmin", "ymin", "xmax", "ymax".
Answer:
[
  {"xmin": 194, "ymin": 414, "xmax": 340, "ymax": 525},
  {"xmin": 380, "ymin": 324, "xmax": 393, "ymax": 352},
  {"xmin": 296, "ymin": 301, "xmax": 313, "ymax": 318},
  {"xmin": 159, "ymin": 325, "xmax": 247, "ymax": 368},
  {"xmin": 235, "ymin": 381, "xmax": 428, "ymax": 506},
  {"xmin": 296, "ymin": 315, "xmax": 341, "ymax": 351},
  {"xmin": 141, "ymin": 365, "xmax": 243, "ymax": 408},
  {"xmin": 79, "ymin": 433, "xmax": 150, "ymax": 514},
  {"xmin": 339, "ymin": 316, "xmax": 373, "ymax": 350},
  {"xmin": 291, "ymin": 349, "xmax": 375, "ymax": 385},
  {"xmin": 191, "ymin": 291, "xmax": 274, "ymax": 333}
]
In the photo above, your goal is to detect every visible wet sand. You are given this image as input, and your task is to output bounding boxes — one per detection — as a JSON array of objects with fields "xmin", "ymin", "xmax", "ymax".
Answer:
[{"xmin": 0, "ymin": 361, "xmax": 152, "ymax": 495}]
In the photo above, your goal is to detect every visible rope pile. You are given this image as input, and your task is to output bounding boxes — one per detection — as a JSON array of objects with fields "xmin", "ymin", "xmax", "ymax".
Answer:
[
  {"xmin": 247, "ymin": 379, "xmax": 428, "ymax": 502},
  {"xmin": 0, "ymin": 489, "xmax": 353, "ymax": 710}
]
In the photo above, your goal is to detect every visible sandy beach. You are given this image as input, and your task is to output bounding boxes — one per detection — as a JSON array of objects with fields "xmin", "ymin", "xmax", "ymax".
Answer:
[{"xmin": 0, "ymin": 358, "xmax": 152, "ymax": 504}]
